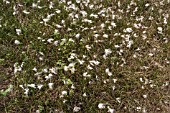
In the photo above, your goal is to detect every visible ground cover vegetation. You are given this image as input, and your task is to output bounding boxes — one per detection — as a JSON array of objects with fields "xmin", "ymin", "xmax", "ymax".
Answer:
[{"xmin": 0, "ymin": 0, "xmax": 170, "ymax": 112}]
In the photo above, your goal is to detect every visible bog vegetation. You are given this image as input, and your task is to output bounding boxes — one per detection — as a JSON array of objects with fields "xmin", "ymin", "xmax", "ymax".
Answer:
[{"xmin": 0, "ymin": 0, "xmax": 169, "ymax": 113}]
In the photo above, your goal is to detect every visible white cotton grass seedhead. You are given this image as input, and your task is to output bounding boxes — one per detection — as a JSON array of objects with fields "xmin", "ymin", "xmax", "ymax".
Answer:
[
  {"xmin": 123, "ymin": 28, "xmax": 133, "ymax": 33},
  {"xmin": 107, "ymin": 106, "xmax": 114, "ymax": 113},
  {"xmin": 56, "ymin": 24, "xmax": 62, "ymax": 28},
  {"xmin": 42, "ymin": 68, "xmax": 48, "ymax": 73},
  {"xmin": 83, "ymin": 72, "xmax": 91, "ymax": 77},
  {"xmin": 83, "ymin": 92, "xmax": 87, "ymax": 97},
  {"xmin": 43, "ymin": 18, "xmax": 50, "ymax": 23},
  {"xmin": 148, "ymin": 53, "xmax": 153, "ymax": 57},
  {"xmin": 14, "ymin": 40, "xmax": 21, "ymax": 45},
  {"xmin": 98, "ymin": 103, "xmax": 106, "ymax": 109},
  {"xmin": 49, "ymin": 67, "xmax": 57, "ymax": 74},
  {"xmin": 157, "ymin": 27, "xmax": 163, "ymax": 34},
  {"xmin": 103, "ymin": 34, "xmax": 108, "ymax": 38},
  {"xmin": 73, "ymin": 106, "xmax": 81, "ymax": 112},
  {"xmin": 14, "ymin": 63, "xmax": 22, "ymax": 74},
  {"xmin": 47, "ymin": 38, "xmax": 54, "ymax": 43},
  {"xmin": 49, "ymin": 1, "xmax": 54, "ymax": 9},
  {"xmin": 24, "ymin": 88, "xmax": 29, "ymax": 96},
  {"xmin": 32, "ymin": 3, "xmax": 37, "ymax": 8},
  {"xmin": 61, "ymin": 91, "xmax": 67, "ymax": 96},
  {"xmin": 53, "ymin": 41, "xmax": 59, "ymax": 46},
  {"xmin": 127, "ymin": 40, "xmax": 134, "ymax": 48},
  {"xmin": 77, "ymin": 59, "xmax": 85, "ymax": 65},
  {"xmin": 27, "ymin": 84, "xmax": 36, "ymax": 88},
  {"xmin": 70, "ymin": 67, "xmax": 76, "ymax": 74},
  {"xmin": 75, "ymin": 33, "xmax": 80, "ymax": 38},
  {"xmin": 3, "ymin": 0, "xmax": 10, "ymax": 4},
  {"xmin": 145, "ymin": 3, "xmax": 150, "ymax": 7},
  {"xmin": 116, "ymin": 97, "xmax": 121, "ymax": 103},
  {"xmin": 37, "ymin": 84, "xmax": 43, "ymax": 90},
  {"xmin": 136, "ymin": 106, "xmax": 141, "ymax": 111},
  {"xmin": 23, "ymin": 10, "xmax": 30, "ymax": 14},
  {"xmin": 113, "ymin": 79, "xmax": 117, "ymax": 83},
  {"xmin": 111, "ymin": 22, "xmax": 116, "ymax": 28},
  {"xmin": 89, "ymin": 60, "xmax": 100, "ymax": 66},
  {"xmin": 64, "ymin": 66, "xmax": 69, "ymax": 71},
  {"xmin": 105, "ymin": 49, "xmax": 112, "ymax": 56},
  {"xmin": 16, "ymin": 28, "xmax": 21, "ymax": 35},
  {"xmin": 45, "ymin": 73, "xmax": 53, "ymax": 80},
  {"xmin": 48, "ymin": 83, "xmax": 54, "ymax": 89},
  {"xmin": 76, "ymin": 0, "xmax": 81, "ymax": 4},
  {"xmin": 105, "ymin": 68, "xmax": 112, "ymax": 76},
  {"xmin": 139, "ymin": 78, "xmax": 144, "ymax": 82},
  {"xmin": 143, "ymin": 94, "xmax": 147, "ymax": 98},
  {"xmin": 55, "ymin": 9, "xmax": 61, "ymax": 14},
  {"xmin": 32, "ymin": 67, "xmax": 37, "ymax": 72}
]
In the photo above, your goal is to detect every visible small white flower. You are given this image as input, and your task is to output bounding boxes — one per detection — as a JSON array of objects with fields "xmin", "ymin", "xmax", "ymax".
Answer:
[
  {"xmin": 68, "ymin": 63, "xmax": 75, "ymax": 68},
  {"xmin": 148, "ymin": 53, "xmax": 153, "ymax": 57},
  {"xmin": 107, "ymin": 106, "xmax": 114, "ymax": 113},
  {"xmin": 80, "ymin": 10, "xmax": 87, "ymax": 17},
  {"xmin": 83, "ymin": 72, "xmax": 91, "ymax": 77},
  {"xmin": 98, "ymin": 103, "xmax": 105, "ymax": 109},
  {"xmin": 32, "ymin": 3, "xmax": 37, "ymax": 8},
  {"xmin": 85, "ymin": 45, "xmax": 91, "ymax": 51},
  {"xmin": 47, "ymin": 38, "xmax": 54, "ymax": 43},
  {"xmin": 77, "ymin": 59, "xmax": 85, "ymax": 65},
  {"xmin": 103, "ymin": 34, "xmax": 108, "ymax": 38},
  {"xmin": 105, "ymin": 49, "xmax": 112, "ymax": 56},
  {"xmin": 62, "ymin": 91, "xmax": 67, "ymax": 95},
  {"xmin": 157, "ymin": 27, "xmax": 163, "ymax": 34},
  {"xmin": 145, "ymin": 3, "xmax": 150, "ymax": 7},
  {"xmin": 101, "ymin": 23, "xmax": 105, "ymax": 28},
  {"xmin": 43, "ymin": 68, "xmax": 48, "ymax": 73},
  {"xmin": 48, "ymin": 83, "xmax": 54, "ymax": 89},
  {"xmin": 14, "ymin": 40, "xmax": 21, "ymax": 45},
  {"xmin": 116, "ymin": 98, "xmax": 121, "ymax": 103},
  {"xmin": 139, "ymin": 78, "xmax": 143, "ymax": 82},
  {"xmin": 70, "ymin": 67, "xmax": 75, "ymax": 74},
  {"xmin": 143, "ymin": 95, "xmax": 147, "ymax": 98},
  {"xmin": 114, "ymin": 45, "xmax": 120, "ymax": 48},
  {"xmin": 23, "ymin": 10, "xmax": 30, "ymax": 14},
  {"xmin": 127, "ymin": 40, "xmax": 134, "ymax": 48},
  {"xmin": 64, "ymin": 66, "xmax": 69, "ymax": 71},
  {"xmin": 76, "ymin": 0, "xmax": 81, "ymax": 4},
  {"xmin": 37, "ymin": 84, "xmax": 43, "ymax": 89},
  {"xmin": 124, "ymin": 28, "xmax": 133, "ymax": 33},
  {"xmin": 73, "ymin": 106, "xmax": 81, "ymax": 112},
  {"xmin": 16, "ymin": 29, "xmax": 21, "ymax": 35},
  {"xmin": 89, "ymin": 60, "xmax": 100, "ymax": 66},
  {"xmin": 32, "ymin": 67, "xmax": 37, "ymax": 72},
  {"xmin": 49, "ymin": 2, "xmax": 54, "ymax": 9},
  {"xmin": 75, "ymin": 33, "xmax": 80, "ymax": 38},
  {"xmin": 27, "ymin": 84, "xmax": 36, "ymax": 88},
  {"xmin": 111, "ymin": 22, "xmax": 116, "ymax": 28},
  {"xmin": 53, "ymin": 41, "xmax": 59, "ymax": 46},
  {"xmin": 105, "ymin": 68, "xmax": 112, "ymax": 76},
  {"xmin": 49, "ymin": 67, "xmax": 57, "ymax": 74},
  {"xmin": 24, "ymin": 88, "xmax": 29, "ymax": 96},
  {"xmin": 83, "ymin": 93, "xmax": 87, "ymax": 97},
  {"xmin": 43, "ymin": 18, "xmax": 50, "ymax": 23},
  {"xmin": 113, "ymin": 79, "xmax": 117, "ymax": 83},
  {"xmin": 19, "ymin": 85, "xmax": 24, "ymax": 89},
  {"xmin": 56, "ymin": 24, "xmax": 62, "ymax": 28},
  {"xmin": 87, "ymin": 65, "xmax": 93, "ymax": 70},
  {"xmin": 136, "ymin": 106, "xmax": 141, "ymax": 111},
  {"xmin": 55, "ymin": 9, "xmax": 61, "ymax": 13}
]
